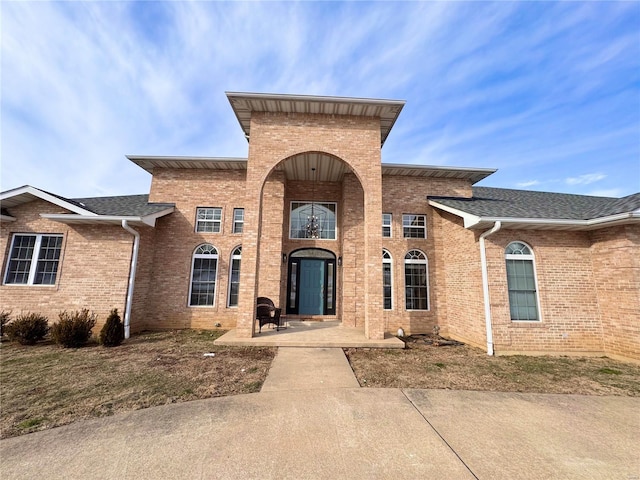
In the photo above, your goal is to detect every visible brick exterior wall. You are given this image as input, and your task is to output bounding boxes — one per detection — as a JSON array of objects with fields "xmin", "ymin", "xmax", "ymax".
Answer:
[
  {"xmin": 590, "ymin": 225, "xmax": 640, "ymax": 361},
  {"xmin": 0, "ymin": 200, "xmax": 134, "ymax": 333}
]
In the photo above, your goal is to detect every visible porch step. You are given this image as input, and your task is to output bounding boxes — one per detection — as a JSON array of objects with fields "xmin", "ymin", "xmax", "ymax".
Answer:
[{"xmin": 213, "ymin": 321, "xmax": 405, "ymax": 349}]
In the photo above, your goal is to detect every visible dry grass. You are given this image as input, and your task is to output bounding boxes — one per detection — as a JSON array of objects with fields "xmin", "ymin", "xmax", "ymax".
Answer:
[
  {"xmin": 0, "ymin": 330, "xmax": 275, "ymax": 438},
  {"xmin": 345, "ymin": 334, "xmax": 640, "ymax": 396}
]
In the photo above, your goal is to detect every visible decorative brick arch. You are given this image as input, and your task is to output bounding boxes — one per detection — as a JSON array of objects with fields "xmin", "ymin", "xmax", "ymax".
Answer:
[{"xmin": 236, "ymin": 111, "xmax": 384, "ymax": 339}]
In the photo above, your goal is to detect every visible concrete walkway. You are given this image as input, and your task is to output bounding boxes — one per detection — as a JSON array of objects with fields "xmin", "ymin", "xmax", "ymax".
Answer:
[{"xmin": 1, "ymin": 348, "xmax": 639, "ymax": 479}]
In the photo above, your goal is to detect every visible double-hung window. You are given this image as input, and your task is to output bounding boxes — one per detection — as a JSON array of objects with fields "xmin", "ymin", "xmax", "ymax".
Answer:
[
  {"xmin": 196, "ymin": 207, "xmax": 222, "ymax": 233},
  {"xmin": 403, "ymin": 214, "xmax": 427, "ymax": 238},
  {"xmin": 4, "ymin": 234, "xmax": 63, "ymax": 285},
  {"xmin": 189, "ymin": 244, "xmax": 218, "ymax": 306},
  {"xmin": 505, "ymin": 242, "xmax": 540, "ymax": 321},
  {"xmin": 232, "ymin": 208, "xmax": 244, "ymax": 234},
  {"xmin": 382, "ymin": 213, "xmax": 392, "ymax": 238}
]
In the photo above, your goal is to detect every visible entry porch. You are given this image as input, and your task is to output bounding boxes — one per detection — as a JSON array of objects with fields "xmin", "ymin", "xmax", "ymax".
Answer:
[{"xmin": 214, "ymin": 320, "xmax": 404, "ymax": 348}]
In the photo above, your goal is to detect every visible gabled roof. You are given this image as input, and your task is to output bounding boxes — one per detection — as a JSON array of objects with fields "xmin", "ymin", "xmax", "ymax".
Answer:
[
  {"xmin": 429, "ymin": 187, "xmax": 640, "ymax": 230},
  {"xmin": 226, "ymin": 91, "xmax": 405, "ymax": 146},
  {"xmin": 1, "ymin": 186, "xmax": 174, "ymax": 227}
]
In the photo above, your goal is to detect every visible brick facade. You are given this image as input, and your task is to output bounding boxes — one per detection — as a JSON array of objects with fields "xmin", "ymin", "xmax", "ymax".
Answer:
[{"xmin": 1, "ymin": 94, "xmax": 638, "ymax": 362}]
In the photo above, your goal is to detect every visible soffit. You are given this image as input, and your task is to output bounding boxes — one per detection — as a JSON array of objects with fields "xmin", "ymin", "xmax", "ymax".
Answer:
[
  {"xmin": 381, "ymin": 164, "xmax": 496, "ymax": 185},
  {"xmin": 226, "ymin": 92, "xmax": 405, "ymax": 146}
]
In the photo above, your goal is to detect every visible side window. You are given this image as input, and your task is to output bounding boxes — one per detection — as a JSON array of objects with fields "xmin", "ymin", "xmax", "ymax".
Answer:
[
  {"xmin": 402, "ymin": 214, "xmax": 426, "ymax": 238},
  {"xmin": 383, "ymin": 249, "xmax": 393, "ymax": 310},
  {"xmin": 195, "ymin": 207, "xmax": 222, "ymax": 233},
  {"xmin": 232, "ymin": 209, "xmax": 244, "ymax": 234},
  {"xmin": 189, "ymin": 244, "xmax": 218, "ymax": 306},
  {"xmin": 404, "ymin": 249, "xmax": 429, "ymax": 310},
  {"xmin": 227, "ymin": 246, "xmax": 242, "ymax": 307},
  {"xmin": 4, "ymin": 234, "xmax": 63, "ymax": 285},
  {"xmin": 382, "ymin": 213, "xmax": 392, "ymax": 238},
  {"xmin": 505, "ymin": 242, "xmax": 540, "ymax": 321}
]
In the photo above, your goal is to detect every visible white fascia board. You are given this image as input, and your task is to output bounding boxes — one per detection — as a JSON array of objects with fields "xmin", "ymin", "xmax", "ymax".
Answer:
[
  {"xmin": 41, "ymin": 207, "xmax": 174, "ymax": 227},
  {"xmin": 427, "ymin": 200, "xmax": 481, "ymax": 228},
  {"xmin": 1, "ymin": 186, "xmax": 97, "ymax": 216},
  {"xmin": 468, "ymin": 212, "xmax": 640, "ymax": 230},
  {"xmin": 41, "ymin": 214, "xmax": 146, "ymax": 226}
]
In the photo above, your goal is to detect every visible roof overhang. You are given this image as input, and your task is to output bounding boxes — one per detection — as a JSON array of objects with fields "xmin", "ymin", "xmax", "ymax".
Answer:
[
  {"xmin": 429, "ymin": 200, "xmax": 640, "ymax": 231},
  {"xmin": 226, "ymin": 91, "xmax": 405, "ymax": 146},
  {"xmin": 1, "ymin": 185, "xmax": 97, "ymax": 216},
  {"xmin": 382, "ymin": 163, "xmax": 496, "ymax": 185},
  {"xmin": 1, "ymin": 214, "xmax": 16, "ymax": 222},
  {"xmin": 127, "ymin": 156, "xmax": 248, "ymax": 175},
  {"xmin": 41, "ymin": 207, "xmax": 174, "ymax": 227}
]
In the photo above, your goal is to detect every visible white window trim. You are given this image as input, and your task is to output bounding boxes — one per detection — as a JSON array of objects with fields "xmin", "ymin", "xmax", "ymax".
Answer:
[
  {"xmin": 404, "ymin": 249, "xmax": 430, "ymax": 311},
  {"xmin": 505, "ymin": 241, "xmax": 542, "ymax": 322},
  {"xmin": 188, "ymin": 244, "xmax": 219, "ymax": 308},
  {"xmin": 288, "ymin": 201, "xmax": 338, "ymax": 241},
  {"xmin": 232, "ymin": 209, "xmax": 244, "ymax": 234},
  {"xmin": 382, "ymin": 213, "xmax": 392, "ymax": 238},
  {"xmin": 3, "ymin": 233, "xmax": 63, "ymax": 286},
  {"xmin": 402, "ymin": 214, "xmax": 427, "ymax": 239},
  {"xmin": 227, "ymin": 246, "xmax": 242, "ymax": 308},
  {"xmin": 195, "ymin": 207, "xmax": 223, "ymax": 234},
  {"xmin": 383, "ymin": 249, "xmax": 393, "ymax": 310}
]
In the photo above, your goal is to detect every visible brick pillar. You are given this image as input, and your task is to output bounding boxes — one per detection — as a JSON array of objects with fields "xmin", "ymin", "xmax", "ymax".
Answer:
[{"xmin": 363, "ymin": 166, "xmax": 384, "ymax": 340}]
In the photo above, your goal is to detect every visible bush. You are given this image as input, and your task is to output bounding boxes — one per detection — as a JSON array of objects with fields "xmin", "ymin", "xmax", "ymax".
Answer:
[
  {"xmin": 99, "ymin": 308, "xmax": 124, "ymax": 347},
  {"xmin": 1, "ymin": 310, "xmax": 12, "ymax": 337},
  {"xmin": 51, "ymin": 309, "xmax": 97, "ymax": 348},
  {"xmin": 4, "ymin": 313, "xmax": 49, "ymax": 345}
]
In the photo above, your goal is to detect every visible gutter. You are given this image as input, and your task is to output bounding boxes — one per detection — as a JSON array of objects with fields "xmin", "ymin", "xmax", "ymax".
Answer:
[
  {"xmin": 479, "ymin": 221, "xmax": 501, "ymax": 356},
  {"xmin": 121, "ymin": 220, "xmax": 140, "ymax": 339}
]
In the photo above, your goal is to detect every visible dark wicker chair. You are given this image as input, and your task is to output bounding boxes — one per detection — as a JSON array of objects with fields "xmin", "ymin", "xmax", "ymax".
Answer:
[{"xmin": 256, "ymin": 296, "xmax": 282, "ymax": 333}]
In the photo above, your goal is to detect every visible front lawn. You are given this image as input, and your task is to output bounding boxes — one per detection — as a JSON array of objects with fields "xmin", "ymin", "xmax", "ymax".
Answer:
[{"xmin": 0, "ymin": 330, "xmax": 276, "ymax": 438}]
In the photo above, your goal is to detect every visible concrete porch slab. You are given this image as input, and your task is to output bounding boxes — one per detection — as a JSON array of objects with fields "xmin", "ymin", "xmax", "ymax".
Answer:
[{"xmin": 213, "ymin": 320, "xmax": 405, "ymax": 348}]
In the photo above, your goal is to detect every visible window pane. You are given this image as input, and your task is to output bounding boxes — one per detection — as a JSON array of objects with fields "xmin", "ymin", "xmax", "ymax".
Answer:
[
  {"xmin": 233, "ymin": 208, "xmax": 244, "ymax": 234},
  {"xmin": 290, "ymin": 202, "xmax": 337, "ymax": 239},
  {"xmin": 327, "ymin": 263, "xmax": 334, "ymax": 310},
  {"xmin": 383, "ymin": 262, "xmax": 392, "ymax": 310},
  {"xmin": 382, "ymin": 213, "xmax": 392, "ymax": 237},
  {"xmin": 402, "ymin": 214, "xmax": 426, "ymax": 238},
  {"xmin": 289, "ymin": 262, "xmax": 297, "ymax": 308},
  {"xmin": 506, "ymin": 258, "xmax": 539, "ymax": 321},
  {"xmin": 196, "ymin": 208, "xmax": 222, "ymax": 233},
  {"xmin": 228, "ymin": 258, "xmax": 241, "ymax": 307},
  {"xmin": 405, "ymin": 263, "xmax": 428, "ymax": 310},
  {"xmin": 190, "ymin": 256, "xmax": 217, "ymax": 306},
  {"xmin": 34, "ymin": 236, "xmax": 62, "ymax": 285}
]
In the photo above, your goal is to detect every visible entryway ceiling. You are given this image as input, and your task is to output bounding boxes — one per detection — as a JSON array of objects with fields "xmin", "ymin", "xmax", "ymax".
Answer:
[{"xmin": 277, "ymin": 153, "xmax": 351, "ymax": 182}]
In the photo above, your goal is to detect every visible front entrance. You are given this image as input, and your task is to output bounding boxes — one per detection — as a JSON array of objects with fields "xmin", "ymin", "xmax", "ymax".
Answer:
[{"xmin": 287, "ymin": 249, "xmax": 336, "ymax": 316}]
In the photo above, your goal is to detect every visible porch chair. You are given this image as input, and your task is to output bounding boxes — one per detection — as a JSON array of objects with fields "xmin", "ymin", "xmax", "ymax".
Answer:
[{"xmin": 256, "ymin": 297, "xmax": 282, "ymax": 333}]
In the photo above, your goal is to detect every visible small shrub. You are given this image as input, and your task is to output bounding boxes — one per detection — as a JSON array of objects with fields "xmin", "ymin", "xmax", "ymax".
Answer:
[
  {"xmin": 99, "ymin": 308, "xmax": 124, "ymax": 347},
  {"xmin": 51, "ymin": 309, "xmax": 97, "ymax": 348},
  {"xmin": 1, "ymin": 310, "xmax": 12, "ymax": 337},
  {"xmin": 4, "ymin": 312, "xmax": 49, "ymax": 345}
]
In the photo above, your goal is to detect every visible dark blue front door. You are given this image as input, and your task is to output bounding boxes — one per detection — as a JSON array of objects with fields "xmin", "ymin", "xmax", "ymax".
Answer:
[{"xmin": 299, "ymin": 259, "xmax": 324, "ymax": 314}]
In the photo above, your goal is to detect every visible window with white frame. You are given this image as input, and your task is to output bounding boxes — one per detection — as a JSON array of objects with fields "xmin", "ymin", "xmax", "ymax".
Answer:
[
  {"xmin": 4, "ymin": 234, "xmax": 63, "ymax": 286},
  {"xmin": 189, "ymin": 244, "xmax": 218, "ymax": 306},
  {"xmin": 195, "ymin": 207, "xmax": 222, "ymax": 233},
  {"xmin": 232, "ymin": 208, "xmax": 244, "ymax": 234},
  {"xmin": 227, "ymin": 246, "xmax": 242, "ymax": 307},
  {"xmin": 505, "ymin": 241, "xmax": 540, "ymax": 321},
  {"xmin": 403, "ymin": 214, "xmax": 427, "ymax": 238},
  {"xmin": 383, "ymin": 249, "xmax": 393, "ymax": 310},
  {"xmin": 382, "ymin": 213, "xmax": 392, "ymax": 238},
  {"xmin": 404, "ymin": 249, "xmax": 429, "ymax": 310},
  {"xmin": 289, "ymin": 202, "xmax": 337, "ymax": 240}
]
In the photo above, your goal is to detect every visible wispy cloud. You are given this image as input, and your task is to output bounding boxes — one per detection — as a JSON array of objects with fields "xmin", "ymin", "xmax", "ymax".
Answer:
[
  {"xmin": 517, "ymin": 180, "xmax": 541, "ymax": 188},
  {"xmin": 566, "ymin": 173, "xmax": 607, "ymax": 186}
]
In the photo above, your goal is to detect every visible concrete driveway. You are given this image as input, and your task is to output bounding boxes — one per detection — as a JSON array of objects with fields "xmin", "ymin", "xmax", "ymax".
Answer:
[{"xmin": 1, "ymin": 348, "xmax": 638, "ymax": 479}]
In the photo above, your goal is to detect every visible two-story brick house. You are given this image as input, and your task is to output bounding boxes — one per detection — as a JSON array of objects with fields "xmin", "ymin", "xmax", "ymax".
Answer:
[{"xmin": 2, "ymin": 92, "xmax": 639, "ymax": 361}]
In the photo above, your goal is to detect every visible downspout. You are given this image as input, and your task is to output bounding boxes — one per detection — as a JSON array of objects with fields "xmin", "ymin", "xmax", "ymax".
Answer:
[
  {"xmin": 479, "ymin": 221, "xmax": 501, "ymax": 356},
  {"xmin": 121, "ymin": 220, "xmax": 140, "ymax": 339}
]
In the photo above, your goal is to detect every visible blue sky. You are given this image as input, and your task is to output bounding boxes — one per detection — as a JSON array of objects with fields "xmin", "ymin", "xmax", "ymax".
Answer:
[{"xmin": 2, "ymin": 1, "xmax": 639, "ymax": 198}]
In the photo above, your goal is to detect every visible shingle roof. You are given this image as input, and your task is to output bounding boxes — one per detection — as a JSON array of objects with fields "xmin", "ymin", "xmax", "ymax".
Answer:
[
  {"xmin": 71, "ymin": 194, "xmax": 174, "ymax": 217},
  {"xmin": 429, "ymin": 187, "xmax": 640, "ymax": 220}
]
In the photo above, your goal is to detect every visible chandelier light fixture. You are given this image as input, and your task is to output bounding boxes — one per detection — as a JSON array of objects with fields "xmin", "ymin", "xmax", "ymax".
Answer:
[{"xmin": 305, "ymin": 167, "xmax": 321, "ymax": 239}]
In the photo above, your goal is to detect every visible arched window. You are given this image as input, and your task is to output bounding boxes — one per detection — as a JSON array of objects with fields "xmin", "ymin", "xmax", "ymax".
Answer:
[
  {"xmin": 505, "ymin": 241, "xmax": 540, "ymax": 321},
  {"xmin": 404, "ymin": 249, "xmax": 429, "ymax": 310},
  {"xmin": 383, "ymin": 249, "xmax": 393, "ymax": 310},
  {"xmin": 189, "ymin": 244, "xmax": 218, "ymax": 306},
  {"xmin": 227, "ymin": 246, "xmax": 242, "ymax": 307}
]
